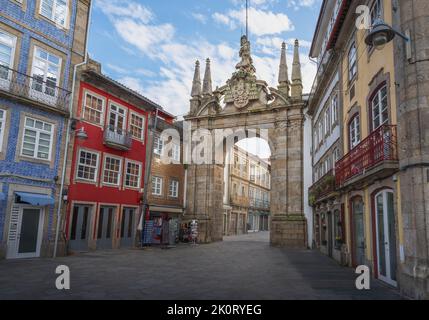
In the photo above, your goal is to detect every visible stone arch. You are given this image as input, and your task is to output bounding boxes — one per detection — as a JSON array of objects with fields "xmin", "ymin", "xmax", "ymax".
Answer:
[{"xmin": 184, "ymin": 36, "xmax": 307, "ymax": 248}]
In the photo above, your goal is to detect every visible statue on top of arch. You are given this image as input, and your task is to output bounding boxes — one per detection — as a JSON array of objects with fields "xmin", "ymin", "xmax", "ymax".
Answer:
[{"xmin": 235, "ymin": 35, "xmax": 256, "ymax": 75}]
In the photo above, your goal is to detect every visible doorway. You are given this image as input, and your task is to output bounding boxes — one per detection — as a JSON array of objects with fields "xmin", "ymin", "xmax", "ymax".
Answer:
[
  {"xmin": 352, "ymin": 197, "xmax": 365, "ymax": 266},
  {"xmin": 327, "ymin": 212, "xmax": 333, "ymax": 258},
  {"xmin": 374, "ymin": 190, "xmax": 397, "ymax": 286},
  {"xmin": 120, "ymin": 207, "xmax": 136, "ymax": 247},
  {"xmin": 9, "ymin": 207, "xmax": 45, "ymax": 259},
  {"xmin": 69, "ymin": 205, "xmax": 92, "ymax": 252},
  {"xmin": 97, "ymin": 206, "xmax": 116, "ymax": 250}
]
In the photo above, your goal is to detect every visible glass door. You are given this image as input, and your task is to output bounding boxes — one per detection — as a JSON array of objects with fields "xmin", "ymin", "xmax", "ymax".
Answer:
[
  {"xmin": 375, "ymin": 190, "xmax": 397, "ymax": 286},
  {"xmin": 16, "ymin": 207, "xmax": 44, "ymax": 258},
  {"xmin": 69, "ymin": 205, "xmax": 92, "ymax": 252},
  {"xmin": 352, "ymin": 198, "xmax": 365, "ymax": 266}
]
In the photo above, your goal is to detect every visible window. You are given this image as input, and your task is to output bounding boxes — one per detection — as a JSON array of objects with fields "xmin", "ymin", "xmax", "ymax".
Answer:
[
  {"xmin": 318, "ymin": 120, "xmax": 323, "ymax": 145},
  {"xmin": 103, "ymin": 156, "xmax": 122, "ymax": 186},
  {"xmin": 77, "ymin": 150, "xmax": 99, "ymax": 182},
  {"xmin": 0, "ymin": 109, "xmax": 5, "ymax": 151},
  {"xmin": 0, "ymin": 29, "xmax": 16, "ymax": 82},
  {"xmin": 83, "ymin": 92, "xmax": 104, "ymax": 125},
  {"xmin": 108, "ymin": 103, "xmax": 127, "ymax": 134},
  {"xmin": 169, "ymin": 180, "xmax": 179, "ymax": 198},
  {"xmin": 152, "ymin": 176, "xmax": 163, "ymax": 196},
  {"xmin": 130, "ymin": 113, "xmax": 145, "ymax": 140},
  {"xmin": 40, "ymin": 0, "xmax": 69, "ymax": 27},
  {"xmin": 324, "ymin": 106, "xmax": 331, "ymax": 136},
  {"xmin": 348, "ymin": 42, "xmax": 357, "ymax": 81},
  {"xmin": 172, "ymin": 143, "xmax": 180, "ymax": 162},
  {"xmin": 333, "ymin": 148, "xmax": 341, "ymax": 166},
  {"xmin": 331, "ymin": 94, "xmax": 338, "ymax": 126},
  {"xmin": 21, "ymin": 117, "xmax": 54, "ymax": 160},
  {"xmin": 371, "ymin": 84, "xmax": 389, "ymax": 130},
  {"xmin": 31, "ymin": 47, "xmax": 61, "ymax": 97},
  {"xmin": 125, "ymin": 161, "xmax": 141, "ymax": 188},
  {"xmin": 370, "ymin": 0, "xmax": 383, "ymax": 27},
  {"xmin": 154, "ymin": 136, "xmax": 163, "ymax": 155},
  {"xmin": 349, "ymin": 115, "xmax": 361, "ymax": 150}
]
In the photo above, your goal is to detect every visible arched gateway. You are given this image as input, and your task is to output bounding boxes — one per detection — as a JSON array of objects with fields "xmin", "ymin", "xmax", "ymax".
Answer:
[{"xmin": 183, "ymin": 36, "xmax": 307, "ymax": 248}]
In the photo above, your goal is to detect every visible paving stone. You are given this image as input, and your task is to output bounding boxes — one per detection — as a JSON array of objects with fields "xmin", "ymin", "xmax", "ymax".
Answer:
[{"xmin": 0, "ymin": 232, "xmax": 402, "ymax": 300}]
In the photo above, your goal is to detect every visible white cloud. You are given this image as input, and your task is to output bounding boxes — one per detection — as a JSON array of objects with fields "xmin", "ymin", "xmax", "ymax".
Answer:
[
  {"xmin": 213, "ymin": 7, "xmax": 294, "ymax": 36},
  {"xmin": 95, "ymin": 0, "xmax": 316, "ymax": 117},
  {"xmin": 288, "ymin": 0, "xmax": 321, "ymax": 10},
  {"xmin": 191, "ymin": 13, "xmax": 208, "ymax": 24}
]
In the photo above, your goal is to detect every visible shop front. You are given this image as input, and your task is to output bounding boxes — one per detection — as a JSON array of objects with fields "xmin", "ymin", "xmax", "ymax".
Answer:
[{"xmin": 143, "ymin": 206, "xmax": 183, "ymax": 246}]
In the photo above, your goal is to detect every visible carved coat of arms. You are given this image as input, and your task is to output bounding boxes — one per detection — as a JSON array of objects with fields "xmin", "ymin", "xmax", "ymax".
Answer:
[{"xmin": 232, "ymin": 80, "xmax": 249, "ymax": 109}]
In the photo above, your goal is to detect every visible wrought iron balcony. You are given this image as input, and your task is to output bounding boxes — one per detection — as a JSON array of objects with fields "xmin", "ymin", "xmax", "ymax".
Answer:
[
  {"xmin": 308, "ymin": 169, "xmax": 336, "ymax": 206},
  {"xmin": 335, "ymin": 125, "xmax": 398, "ymax": 187},
  {"xmin": 0, "ymin": 65, "xmax": 70, "ymax": 113},
  {"xmin": 103, "ymin": 125, "xmax": 132, "ymax": 151},
  {"xmin": 249, "ymin": 199, "xmax": 270, "ymax": 209}
]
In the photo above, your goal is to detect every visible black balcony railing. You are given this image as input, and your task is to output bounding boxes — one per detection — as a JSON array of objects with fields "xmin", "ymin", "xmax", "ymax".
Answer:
[
  {"xmin": 0, "ymin": 65, "xmax": 70, "ymax": 112},
  {"xmin": 103, "ymin": 125, "xmax": 133, "ymax": 150},
  {"xmin": 308, "ymin": 169, "xmax": 336, "ymax": 206}
]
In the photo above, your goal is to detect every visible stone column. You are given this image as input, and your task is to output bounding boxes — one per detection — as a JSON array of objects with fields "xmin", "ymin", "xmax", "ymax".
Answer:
[
  {"xmin": 269, "ymin": 110, "xmax": 307, "ymax": 248},
  {"xmin": 394, "ymin": 0, "xmax": 429, "ymax": 299}
]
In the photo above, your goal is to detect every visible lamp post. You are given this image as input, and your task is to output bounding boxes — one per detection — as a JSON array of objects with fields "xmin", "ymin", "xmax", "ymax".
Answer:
[{"xmin": 365, "ymin": 17, "xmax": 410, "ymax": 48}]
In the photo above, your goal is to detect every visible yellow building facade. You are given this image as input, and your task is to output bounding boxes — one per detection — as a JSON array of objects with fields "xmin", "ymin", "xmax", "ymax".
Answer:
[{"xmin": 310, "ymin": 0, "xmax": 405, "ymax": 288}]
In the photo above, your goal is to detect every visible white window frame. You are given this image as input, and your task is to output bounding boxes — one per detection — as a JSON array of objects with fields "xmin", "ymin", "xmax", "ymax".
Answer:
[
  {"xmin": 331, "ymin": 94, "xmax": 338, "ymax": 127},
  {"xmin": 0, "ymin": 109, "xmax": 6, "ymax": 152},
  {"xmin": 108, "ymin": 102, "xmax": 127, "ymax": 133},
  {"xmin": 76, "ymin": 149, "xmax": 100, "ymax": 182},
  {"xmin": 169, "ymin": 179, "xmax": 179, "ymax": 198},
  {"xmin": 102, "ymin": 154, "xmax": 123, "ymax": 187},
  {"xmin": 0, "ymin": 28, "xmax": 17, "ymax": 84},
  {"xmin": 124, "ymin": 159, "xmax": 142, "ymax": 189},
  {"xmin": 348, "ymin": 42, "xmax": 357, "ymax": 81},
  {"xmin": 152, "ymin": 176, "xmax": 163, "ymax": 196},
  {"xmin": 172, "ymin": 143, "xmax": 180, "ymax": 162},
  {"xmin": 82, "ymin": 90, "xmax": 105, "ymax": 126},
  {"xmin": 324, "ymin": 107, "xmax": 331, "ymax": 136},
  {"xmin": 154, "ymin": 135, "xmax": 164, "ymax": 156},
  {"xmin": 349, "ymin": 115, "xmax": 361, "ymax": 150},
  {"xmin": 30, "ymin": 46, "xmax": 62, "ymax": 101},
  {"xmin": 39, "ymin": 0, "xmax": 69, "ymax": 28},
  {"xmin": 21, "ymin": 116, "xmax": 54, "ymax": 161},
  {"xmin": 371, "ymin": 84, "xmax": 389, "ymax": 130},
  {"xmin": 129, "ymin": 111, "xmax": 145, "ymax": 141}
]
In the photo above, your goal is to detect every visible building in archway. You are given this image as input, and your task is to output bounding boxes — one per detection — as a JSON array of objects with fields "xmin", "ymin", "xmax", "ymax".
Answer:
[
  {"xmin": 183, "ymin": 35, "xmax": 308, "ymax": 248},
  {"xmin": 223, "ymin": 145, "xmax": 271, "ymax": 236}
]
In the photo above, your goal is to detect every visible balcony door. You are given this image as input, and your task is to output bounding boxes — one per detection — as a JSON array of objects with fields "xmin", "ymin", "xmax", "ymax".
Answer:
[
  {"xmin": 374, "ymin": 190, "xmax": 397, "ymax": 287},
  {"xmin": 30, "ymin": 47, "xmax": 61, "ymax": 106},
  {"xmin": 108, "ymin": 103, "xmax": 127, "ymax": 134},
  {"xmin": 0, "ymin": 29, "xmax": 16, "ymax": 90}
]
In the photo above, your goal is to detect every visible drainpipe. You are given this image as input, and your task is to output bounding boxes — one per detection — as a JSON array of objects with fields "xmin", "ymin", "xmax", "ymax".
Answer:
[
  {"xmin": 140, "ymin": 108, "xmax": 160, "ymax": 246},
  {"xmin": 53, "ymin": 1, "xmax": 93, "ymax": 258}
]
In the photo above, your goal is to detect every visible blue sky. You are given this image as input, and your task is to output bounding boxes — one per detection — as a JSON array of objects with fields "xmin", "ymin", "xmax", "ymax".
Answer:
[{"xmin": 89, "ymin": 0, "xmax": 322, "ymax": 157}]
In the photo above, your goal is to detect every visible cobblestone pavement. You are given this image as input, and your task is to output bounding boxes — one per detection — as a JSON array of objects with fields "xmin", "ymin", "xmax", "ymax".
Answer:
[{"xmin": 0, "ymin": 232, "xmax": 402, "ymax": 300}]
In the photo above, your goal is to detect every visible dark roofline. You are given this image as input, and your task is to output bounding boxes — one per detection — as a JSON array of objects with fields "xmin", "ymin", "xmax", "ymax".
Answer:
[
  {"xmin": 84, "ymin": 69, "xmax": 167, "ymax": 113},
  {"xmin": 309, "ymin": 0, "xmax": 327, "ymax": 57}
]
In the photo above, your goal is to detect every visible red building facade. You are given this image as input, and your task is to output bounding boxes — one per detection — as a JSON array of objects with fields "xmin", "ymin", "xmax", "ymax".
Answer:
[{"xmin": 64, "ymin": 61, "xmax": 173, "ymax": 252}]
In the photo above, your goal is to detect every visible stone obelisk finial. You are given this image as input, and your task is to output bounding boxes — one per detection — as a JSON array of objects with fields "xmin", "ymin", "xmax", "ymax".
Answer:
[
  {"xmin": 278, "ymin": 42, "xmax": 290, "ymax": 96},
  {"xmin": 291, "ymin": 39, "xmax": 303, "ymax": 99},
  {"xmin": 191, "ymin": 60, "xmax": 202, "ymax": 97},
  {"xmin": 202, "ymin": 58, "xmax": 213, "ymax": 96}
]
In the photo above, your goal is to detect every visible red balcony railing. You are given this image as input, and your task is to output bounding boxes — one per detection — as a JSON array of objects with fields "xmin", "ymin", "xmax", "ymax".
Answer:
[{"xmin": 335, "ymin": 125, "xmax": 398, "ymax": 187}]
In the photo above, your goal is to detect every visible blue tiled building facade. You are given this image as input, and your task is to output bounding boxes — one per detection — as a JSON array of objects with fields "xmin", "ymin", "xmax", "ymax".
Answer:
[{"xmin": 0, "ymin": 0, "xmax": 90, "ymax": 259}]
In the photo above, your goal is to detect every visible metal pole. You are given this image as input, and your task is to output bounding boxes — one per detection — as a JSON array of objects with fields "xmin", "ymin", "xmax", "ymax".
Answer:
[
  {"xmin": 140, "ymin": 108, "xmax": 160, "ymax": 246},
  {"xmin": 246, "ymin": 0, "xmax": 249, "ymax": 39}
]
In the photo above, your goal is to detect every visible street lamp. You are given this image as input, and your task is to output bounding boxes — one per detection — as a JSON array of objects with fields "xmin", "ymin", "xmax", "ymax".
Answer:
[{"xmin": 365, "ymin": 17, "xmax": 410, "ymax": 49}]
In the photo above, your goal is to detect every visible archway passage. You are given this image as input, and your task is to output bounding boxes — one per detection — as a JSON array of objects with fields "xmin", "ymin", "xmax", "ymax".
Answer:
[{"xmin": 183, "ymin": 36, "xmax": 307, "ymax": 248}]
